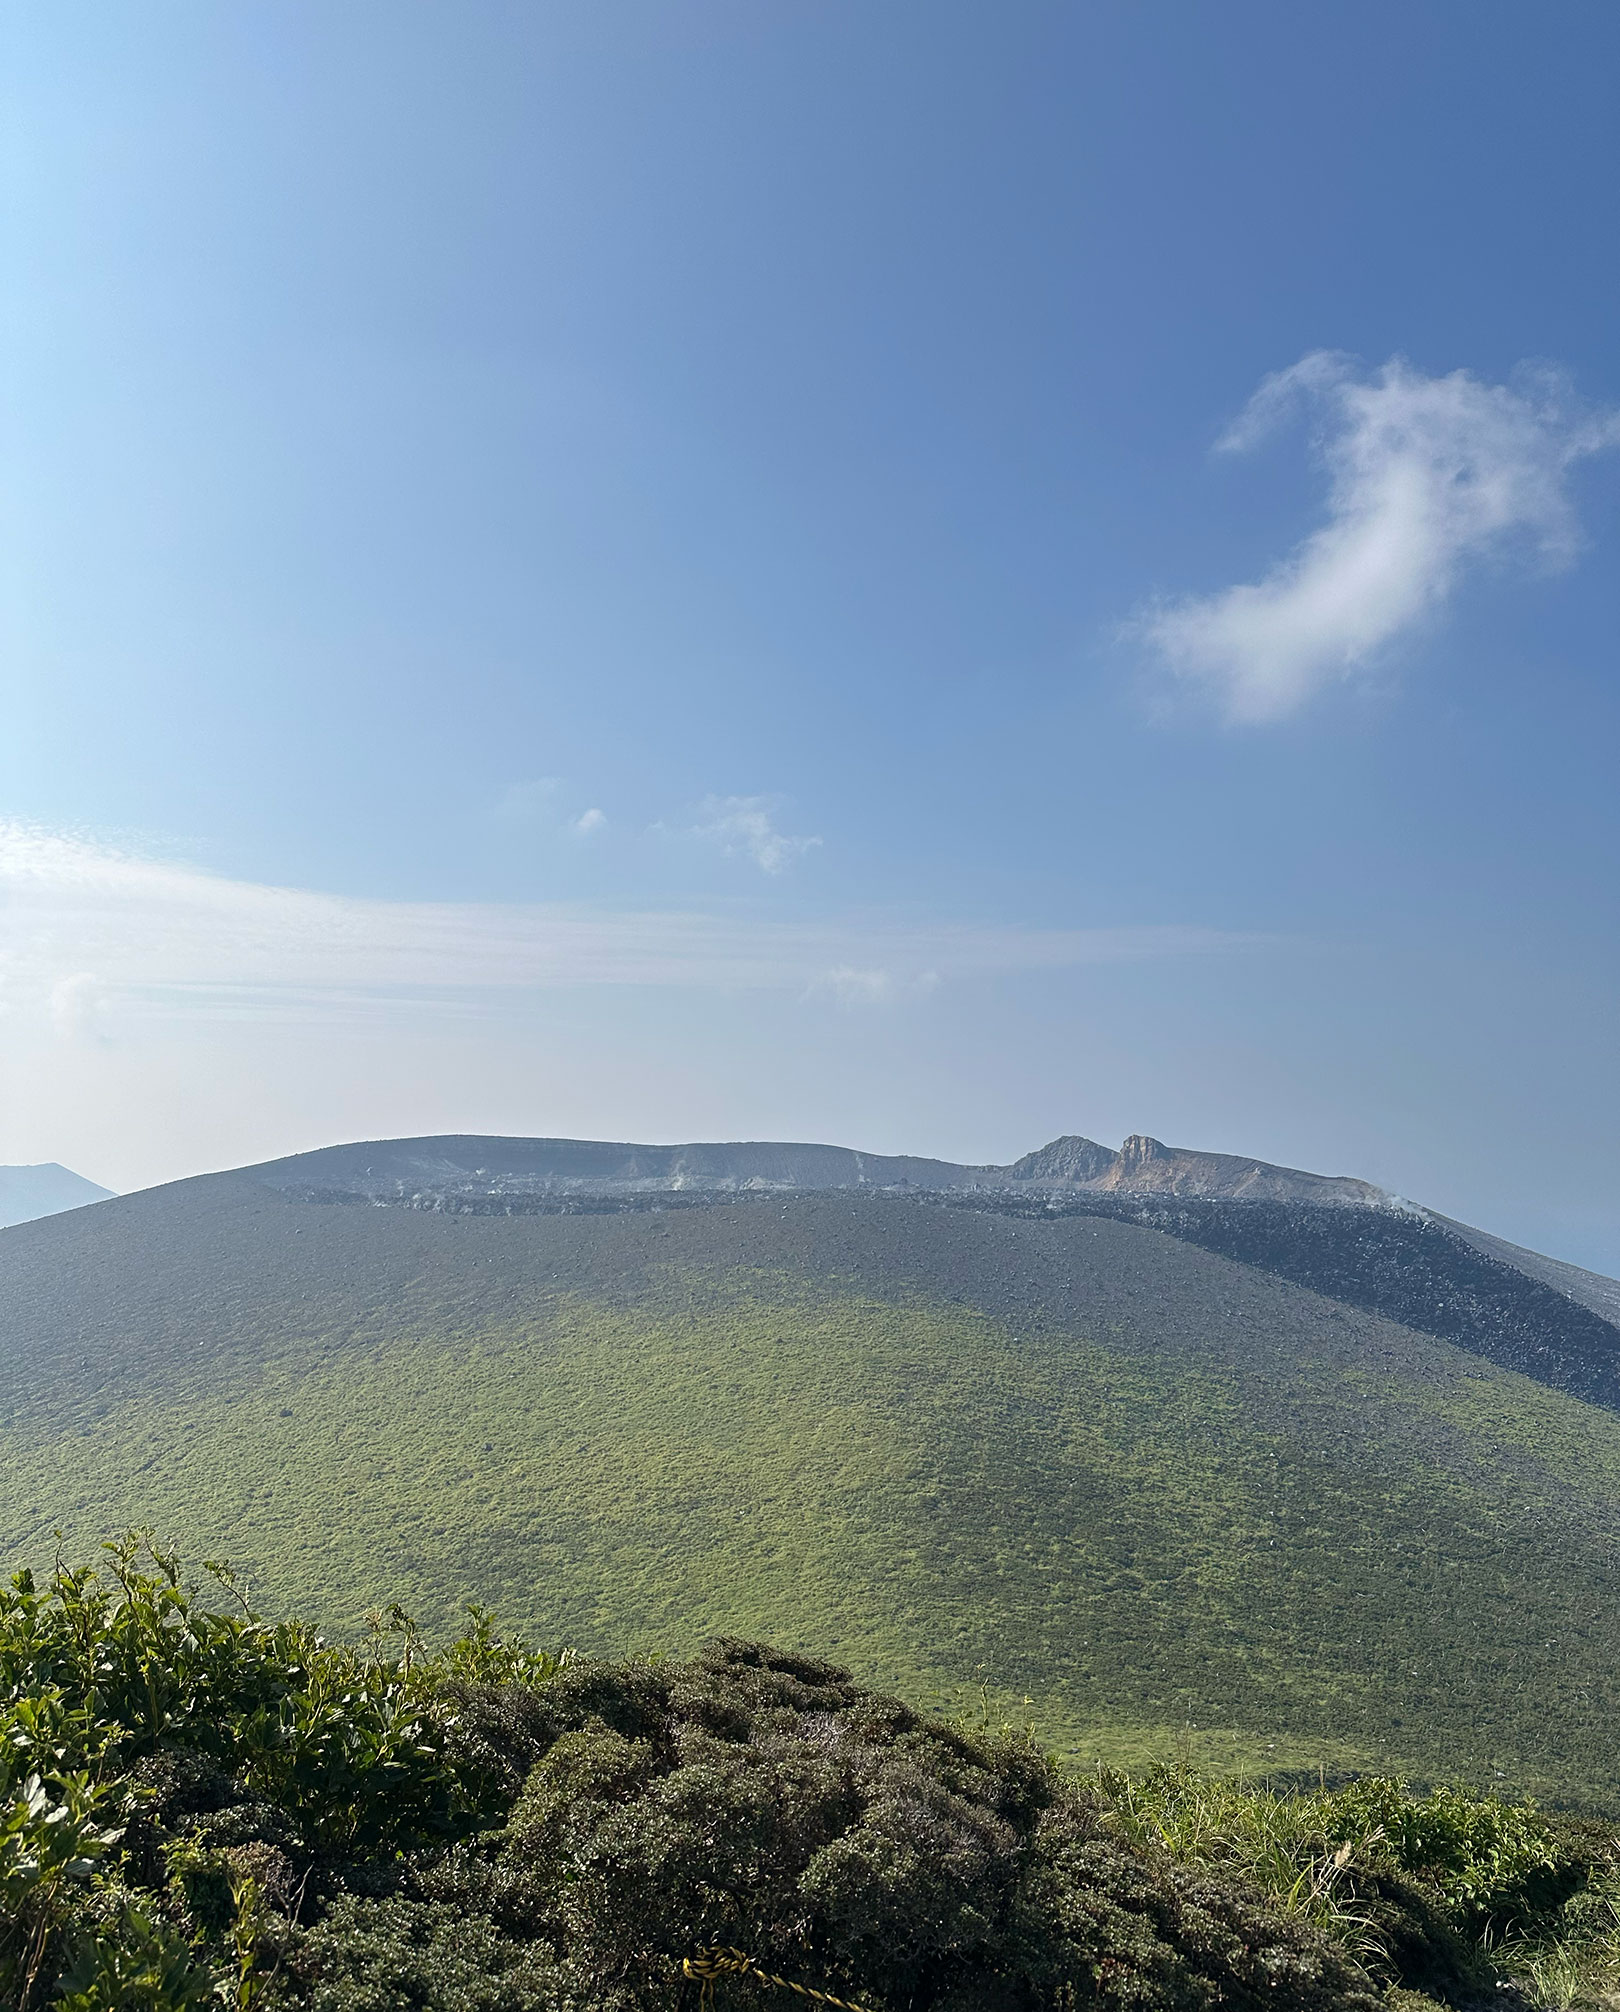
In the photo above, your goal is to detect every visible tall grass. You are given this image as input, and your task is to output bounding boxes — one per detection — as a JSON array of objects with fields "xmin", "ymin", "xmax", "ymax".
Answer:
[{"xmin": 1092, "ymin": 1761, "xmax": 1620, "ymax": 2008}]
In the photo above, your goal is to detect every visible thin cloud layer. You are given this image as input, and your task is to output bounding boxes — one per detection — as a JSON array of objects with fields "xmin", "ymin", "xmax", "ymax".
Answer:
[
  {"xmin": 807, "ymin": 966, "xmax": 941, "ymax": 1008},
  {"xmin": 1141, "ymin": 353, "xmax": 1620, "ymax": 721},
  {"xmin": 691, "ymin": 795, "xmax": 821, "ymax": 874},
  {"xmin": 0, "ymin": 823, "xmax": 1257, "ymax": 1035}
]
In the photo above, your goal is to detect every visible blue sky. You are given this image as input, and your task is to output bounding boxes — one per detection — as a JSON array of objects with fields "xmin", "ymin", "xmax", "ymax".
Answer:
[{"xmin": 4, "ymin": 2, "xmax": 1619, "ymax": 1269}]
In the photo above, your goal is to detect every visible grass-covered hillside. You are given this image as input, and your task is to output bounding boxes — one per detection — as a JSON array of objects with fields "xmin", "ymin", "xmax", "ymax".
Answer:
[
  {"xmin": 4, "ymin": 1540, "xmax": 1617, "ymax": 2012},
  {"xmin": 3, "ymin": 1177, "xmax": 1620, "ymax": 1804}
]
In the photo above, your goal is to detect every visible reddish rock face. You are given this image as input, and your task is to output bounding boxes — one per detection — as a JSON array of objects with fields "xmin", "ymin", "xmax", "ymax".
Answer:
[{"xmin": 1117, "ymin": 1133, "xmax": 1171, "ymax": 1172}]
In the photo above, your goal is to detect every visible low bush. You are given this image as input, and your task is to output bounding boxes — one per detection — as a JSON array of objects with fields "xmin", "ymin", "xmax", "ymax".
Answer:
[{"xmin": 1, "ymin": 1538, "xmax": 1614, "ymax": 2010}]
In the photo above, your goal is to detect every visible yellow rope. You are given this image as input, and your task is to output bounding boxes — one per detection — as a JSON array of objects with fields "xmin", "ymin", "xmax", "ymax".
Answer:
[{"xmin": 682, "ymin": 1946, "xmax": 875, "ymax": 2012}]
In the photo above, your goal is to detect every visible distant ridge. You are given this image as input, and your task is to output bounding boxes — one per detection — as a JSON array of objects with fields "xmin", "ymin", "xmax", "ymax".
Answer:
[
  {"xmin": 0, "ymin": 1163, "xmax": 114, "ymax": 1231},
  {"xmin": 256, "ymin": 1129, "xmax": 1384, "ymax": 1207},
  {"xmin": 256, "ymin": 1133, "xmax": 979, "ymax": 1197}
]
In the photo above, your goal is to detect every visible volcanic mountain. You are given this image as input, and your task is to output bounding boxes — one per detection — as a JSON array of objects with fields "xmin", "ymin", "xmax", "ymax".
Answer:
[
  {"xmin": 3, "ymin": 1129, "xmax": 1618, "ymax": 1806},
  {"xmin": 0, "ymin": 1161, "xmax": 114, "ymax": 1230}
]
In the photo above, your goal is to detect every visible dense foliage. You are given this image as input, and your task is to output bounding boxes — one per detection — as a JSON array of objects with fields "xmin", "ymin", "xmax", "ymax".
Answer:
[{"xmin": 2, "ymin": 1540, "xmax": 1617, "ymax": 2011}]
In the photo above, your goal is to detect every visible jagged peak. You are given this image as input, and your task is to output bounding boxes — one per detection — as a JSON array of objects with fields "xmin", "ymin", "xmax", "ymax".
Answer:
[
  {"xmin": 1005, "ymin": 1136, "xmax": 1119, "ymax": 1183},
  {"xmin": 1004, "ymin": 1132, "xmax": 1383, "ymax": 1206}
]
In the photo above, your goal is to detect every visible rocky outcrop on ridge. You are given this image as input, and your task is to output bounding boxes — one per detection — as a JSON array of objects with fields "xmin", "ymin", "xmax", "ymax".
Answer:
[{"xmin": 1007, "ymin": 1133, "xmax": 1383, "ymax": 1205}]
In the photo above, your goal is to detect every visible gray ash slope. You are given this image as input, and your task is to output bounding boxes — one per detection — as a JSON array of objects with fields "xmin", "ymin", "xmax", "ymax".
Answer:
[
  {"xmin": 259, "ymin": 1130, "xmax": 1620, "ymax": 1412},
  {"xmin": 4, "ymin": 1166, "xmax": 1619, "ymax": 1550},
  {"xmin": 1436, "ymin": 1215, "xmax": 1620, "ymax": 1330},
  {"xmin": 2, "ymin": 1127, "xmax": 1612, "ymax": 1426},
  {"xmin": 936, "ymin": 1192, "xmax": 1620, "ymax": 1412}
]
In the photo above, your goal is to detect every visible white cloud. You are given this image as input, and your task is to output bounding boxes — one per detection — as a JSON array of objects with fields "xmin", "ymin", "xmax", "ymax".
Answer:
[
  {"xmin": 691, "ymin": 795, "xmax": 820, "ymax": 874},
  {"xmin": 1139, "ymin": 353, "xmax": 1620, "ymax": 721},
  {"xmin": 494, "ymin": 782, "xmax": 607, "ymax": 840},
  {"xmin": 0, "ymin": 822, "xmax": 1258, "ymax": 1027}
]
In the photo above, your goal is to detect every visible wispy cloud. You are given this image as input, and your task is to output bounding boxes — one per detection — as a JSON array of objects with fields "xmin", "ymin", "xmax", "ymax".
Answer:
[
  {"xmin": 0, "ymin": 823, "xmax": 1258, "ymax": 1034},
  {"xmin": 569, "ymin": 807, "xmax": 607, "ymax": 838},
  {"xmin": 1139, "ymin": 353, "xmax": 1620, "ymax": 721},
  {"xmin": 690, "ymin": 795, "xmax": 820, "ymax": 874},
  {"xmin": 808, "ymin": 966, "xmax": 941, "ymax": 1009}
]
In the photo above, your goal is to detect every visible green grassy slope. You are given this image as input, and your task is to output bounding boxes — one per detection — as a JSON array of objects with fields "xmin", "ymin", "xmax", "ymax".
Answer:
[{"xmin": 3, "ymin": 1179, "xmax": 1619, "ymax": 1804}]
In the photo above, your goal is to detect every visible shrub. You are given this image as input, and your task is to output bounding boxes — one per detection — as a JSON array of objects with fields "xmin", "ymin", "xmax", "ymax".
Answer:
[
  {"xmin": 0, "ymin": 1538, "xmax": 1612, "ymax": 2010},
  {"xmin": 1316, "ymin": 1777, "xmax": 1578, "ymax": 1934},
  {"xmin": 305, "ymin": 1639, "xmax": 1386, "ymax": 2012}
]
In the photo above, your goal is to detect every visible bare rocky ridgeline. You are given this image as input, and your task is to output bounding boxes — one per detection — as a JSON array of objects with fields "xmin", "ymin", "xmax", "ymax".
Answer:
[{"xmin": 254, "ymin": 1129, "xmax": 1385, "ymax": 1206}]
